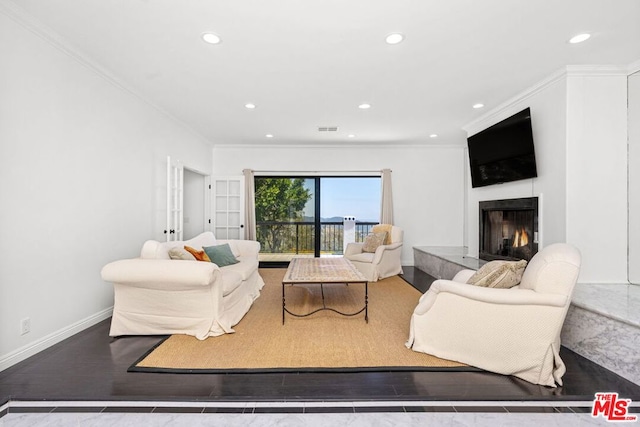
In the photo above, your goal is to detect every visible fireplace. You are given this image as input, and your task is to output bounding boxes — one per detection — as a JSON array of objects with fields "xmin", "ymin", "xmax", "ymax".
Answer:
[{"xmin": 479, "ymin": 197, "xmax": 538, "ymax": 262}]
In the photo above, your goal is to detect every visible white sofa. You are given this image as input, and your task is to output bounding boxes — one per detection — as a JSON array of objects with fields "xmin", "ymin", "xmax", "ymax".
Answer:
[{"xmin": 101, "ymin": 232, "xmax": 264, "ymax": 340}]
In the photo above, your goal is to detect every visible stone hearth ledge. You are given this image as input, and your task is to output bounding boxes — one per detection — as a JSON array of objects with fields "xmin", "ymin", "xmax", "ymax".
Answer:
[{"xmin": 412, "ymin": 246, "xmax": 640, "ymax": 386}]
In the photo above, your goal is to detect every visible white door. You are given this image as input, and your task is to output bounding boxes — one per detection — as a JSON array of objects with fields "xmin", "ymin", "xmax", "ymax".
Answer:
[
  {"xmin": 211, "ymin": 176, "xmax": 244, "ymax": 239},
  {"xmin": 166, "ymin": 156, "xmax": 184, "ymax": 242},
  {"xmin": 183, "ymin": 169, "xmax": 206, "ymax": 240}
]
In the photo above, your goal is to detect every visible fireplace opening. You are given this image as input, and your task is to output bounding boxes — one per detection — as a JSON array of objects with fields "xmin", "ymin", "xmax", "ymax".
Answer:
[{"xmin": 479, "ymin": 197, "xmax": 538, "ymax": 262}]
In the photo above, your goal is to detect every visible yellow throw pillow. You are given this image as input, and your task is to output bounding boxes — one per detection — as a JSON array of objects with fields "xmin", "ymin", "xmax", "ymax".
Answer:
[
  {"xmin": 372, "ymin": 224, "xmax": 393, "ymax": 245},
  {"xmin": 362, "ymin": 232, "xmax": 387, "ymax": 253},
  {"xmin": 184, "ymin": 245, "xmax": 211, "ymax": 262},
  {"xmin": 467, "ymin": 259, "xmax": 527, "ymax": 289}
]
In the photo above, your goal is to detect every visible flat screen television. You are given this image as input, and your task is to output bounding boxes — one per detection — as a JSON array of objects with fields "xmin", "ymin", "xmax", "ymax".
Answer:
[{"xmin": 467, "ymin": 107, "xmax": 537, "ymax": 188}]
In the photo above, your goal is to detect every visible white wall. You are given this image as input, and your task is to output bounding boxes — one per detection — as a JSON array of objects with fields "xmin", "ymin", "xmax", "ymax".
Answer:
[
  {"xmin": 464, "ymin": 75, "xmax": 568, "ymax": 260},
  {"xmin": 464, "ymin": 69, "xmax": 630, "ymax": 284},
  {"xmin": 211, "ymin": 144, "xmax": 466, "ymax": 265},
  {"xmin": 627, "ymin": 70, "xmax": 640, "ymax": 284},
  {"xmin": 0, "ymin": 11, "xmax": 212, "ymax": 370},
  {"xmin": 566, "ymin": 72, "xmax": 628, "ymax": 283}
]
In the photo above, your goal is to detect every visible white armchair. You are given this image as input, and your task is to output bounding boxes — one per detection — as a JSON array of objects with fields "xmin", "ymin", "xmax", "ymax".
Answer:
[
  {"xmin": 406, "ymin": 243, "xmax": 581, "ymax": 387},
  {"xmin": 344, "ymin": 225, "xmax": 403, "ymax": 282}
]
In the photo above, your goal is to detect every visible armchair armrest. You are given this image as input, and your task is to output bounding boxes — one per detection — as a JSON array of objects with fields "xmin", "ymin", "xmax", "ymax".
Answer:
[
  {"xmin": 101, "ymin": 258, "xmax": 220, "ymax": 288},
  {"xmin": 372, "ymin": 242, "xmax": 402, "ymax": 264},
  {"xmin": 344, "ymin": 242, "xmax": 364, "ymax": 257},
  {"xmin": 414, "ymin": 279, "xmax": 567, "ymax": 315},
  {"xmin": 452, "ymin": 269, "xmax": 476, "ymax": 283}
]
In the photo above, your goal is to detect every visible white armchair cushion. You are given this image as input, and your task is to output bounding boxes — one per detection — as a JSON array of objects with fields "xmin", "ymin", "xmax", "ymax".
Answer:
[{"xmin": 347, "ymin": 252, "xmax": 376, "ymax": 263}]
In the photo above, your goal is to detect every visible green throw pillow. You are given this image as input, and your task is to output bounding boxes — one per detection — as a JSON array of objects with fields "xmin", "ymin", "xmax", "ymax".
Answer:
[{"xmin": 203, "ymin": 243, "xmax": 239, "ymax": 267}]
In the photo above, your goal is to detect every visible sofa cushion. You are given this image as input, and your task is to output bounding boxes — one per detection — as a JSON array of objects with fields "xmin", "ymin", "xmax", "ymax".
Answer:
[
  {"xmin": 221, "ymin": 256, "xmax": 258, "ymax": 280},
  {"xmin": 203, "ymin": 244, "xmax": 239, "ymax": 267},
  {"xmin": 168, "ymin": 247, "xmax": 196, "ymax": 261},
  {"xmin": 467, "ymin": 259, "xmax": 527, "ymax": 289},
  {"xmin": 220, "ymin": 269, "xmax": 244, "ymax": 296},
  {"xmin": 184, "ymin": 245, "xmax": 211, "ymax": 262}
]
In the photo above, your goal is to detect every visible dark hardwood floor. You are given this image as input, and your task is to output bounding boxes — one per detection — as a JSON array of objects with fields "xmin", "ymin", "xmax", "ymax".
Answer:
[{"xmin": 2, "ymin": 267, "xmax": 639, "ymax": 409}]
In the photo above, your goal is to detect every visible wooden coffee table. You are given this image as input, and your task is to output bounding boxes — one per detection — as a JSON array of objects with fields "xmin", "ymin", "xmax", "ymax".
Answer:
[{"xmin": 282, "ymin": 257, "xmax": 368, "ymax": 324}]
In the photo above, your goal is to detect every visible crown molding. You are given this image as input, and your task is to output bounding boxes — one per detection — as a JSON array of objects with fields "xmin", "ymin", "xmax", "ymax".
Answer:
[
  {"xmin": 565, "ymin": 64, "xmax": 629, "ymax": 76},
  {"xmin": 463, "ymin": 64, "xmax": 630, "ymax": 136},
  {"xmin": 628, "ymin": 59, "xmax": 640, "ymax": 75},
  {"xmin": 0, "ymin": 0, "xmax": 212, "ymax": 147},
  {"xmin": 463, "ymin": 67, "xmax": 567, "ymax": 136},
  {"xmin": 212, "ymin": 142, "xmax": 465, "ymax": 150}
]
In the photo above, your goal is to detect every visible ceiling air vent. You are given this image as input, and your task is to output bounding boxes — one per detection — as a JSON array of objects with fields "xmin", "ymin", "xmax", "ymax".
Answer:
[{"xmin": 318, "ymin": 126, "xmax": 339, "ymax": 132}]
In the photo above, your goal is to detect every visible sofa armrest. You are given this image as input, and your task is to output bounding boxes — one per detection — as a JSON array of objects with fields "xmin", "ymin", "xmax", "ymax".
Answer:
[
  {"xmin": 216, "ymin": 239, "xmax": 261, "ymax": 259},
  {"xmin": 101, "ymin": 258, "xmax": 220, "ymax": 288}
]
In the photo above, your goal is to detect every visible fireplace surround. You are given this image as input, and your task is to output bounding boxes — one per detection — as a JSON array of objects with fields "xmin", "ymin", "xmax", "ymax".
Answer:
[{"xmin": 479, "ymin": 197, "xmax": 539, "ymax": 262}]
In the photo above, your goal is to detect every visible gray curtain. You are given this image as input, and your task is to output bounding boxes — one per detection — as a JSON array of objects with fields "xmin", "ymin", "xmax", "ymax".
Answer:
[
  {"xmin": 380, "ymin": 168, "xmax": 394, "ymax": 225},
  {"xmin": 243, "ymin": 169, "xmax": 256, "ymax": 240}
]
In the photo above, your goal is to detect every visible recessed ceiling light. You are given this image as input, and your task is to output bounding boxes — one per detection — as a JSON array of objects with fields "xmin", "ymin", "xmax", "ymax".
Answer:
[
  {"xmin": 569, "ymin": 33, "xmax": 591, "ymax": 44},
  {"xmin": 245, "ymin": 103, "xmax": 256, "ymax": 109},
  {"xmin": 473, "ymin": 103, "xmax": 485, "ymax": 109},
  {"xmin": 202, "ymin": 33, "xmax": 221, "ymax": 44},
  {"xmin": 265, "ymin": 134, "xmax": 274, "ymax": 138},
  {"xmin": 430, "ymin": 134, "xmax": 438, "ymax": 138},
  {"xmin": 348, "ymin": 134, "xmax": 356, "ymax": 138},
  {"xmin": 385, "ymin": 33, "xmax": 404, "ymax": 45},
  {"xmin": 358, "ymin": 103, "xmax": 371, "ymax": 109}
]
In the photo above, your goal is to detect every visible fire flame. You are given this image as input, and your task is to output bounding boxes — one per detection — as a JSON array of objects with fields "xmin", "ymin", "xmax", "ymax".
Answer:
[{"xmin": 513, "ymin": 228, "xmax": 529, "ymax": 248}]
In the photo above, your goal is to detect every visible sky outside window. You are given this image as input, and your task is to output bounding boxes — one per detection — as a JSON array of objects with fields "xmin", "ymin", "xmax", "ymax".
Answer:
[{"xmin": 318, "ymin": 177, "xmax": 381, "ymax": 222}]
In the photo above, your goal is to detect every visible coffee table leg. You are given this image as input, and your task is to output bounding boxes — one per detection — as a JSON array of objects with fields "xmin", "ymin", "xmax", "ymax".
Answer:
[
  {"xmin": 365, "ymin": 281, "xmax": 368, "ymax": 323},
  {"xmin": 282, "ymin": 282, "xmax": 285, "ymax": 324}
]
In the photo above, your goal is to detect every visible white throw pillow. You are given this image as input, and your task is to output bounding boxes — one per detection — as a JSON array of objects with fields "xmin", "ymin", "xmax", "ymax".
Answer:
[
  {"xmin": 168, "ymin": 247, "xmax": 197, "ymax": 261},
  {"xmin": 362, "ymin": 232, "xmax": 387, "ymax": 253},
  {"xmin": 467, "ymin": 260, "xmax": 527, "ymax": 289}
]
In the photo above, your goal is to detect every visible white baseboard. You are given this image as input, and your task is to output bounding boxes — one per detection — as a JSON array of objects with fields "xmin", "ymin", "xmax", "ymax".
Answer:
[{"xmin": 0, "ymin": 307, "xmax": 113, "ymax": 373}]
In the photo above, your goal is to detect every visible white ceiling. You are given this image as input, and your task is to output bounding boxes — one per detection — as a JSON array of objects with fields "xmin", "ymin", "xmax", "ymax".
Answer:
[{"xmin": 7, "ymin": 0, "xmax": 640, "ymax": 146}]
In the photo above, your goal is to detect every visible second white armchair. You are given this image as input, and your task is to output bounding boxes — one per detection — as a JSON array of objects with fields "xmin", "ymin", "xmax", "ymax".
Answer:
[
  {"xmin": 405, "ymin": 243, "xmax": 581, "ymax": 387},
  {"xmin": 344, "ymin": 225, "xmax": 403, "ymax": 282}
]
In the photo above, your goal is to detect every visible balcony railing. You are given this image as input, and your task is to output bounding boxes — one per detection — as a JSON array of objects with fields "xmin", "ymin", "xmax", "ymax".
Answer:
[{"xmin": 257, "ymin": 221, "xmax": 378, "ymax": 261}]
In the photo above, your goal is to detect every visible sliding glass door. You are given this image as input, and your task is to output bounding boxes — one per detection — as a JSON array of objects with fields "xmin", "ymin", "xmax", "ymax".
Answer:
[
  {"xmin": 255, "ymin": 176, "xmax": 381, "ymax": 264},
  {"xmin": 255, "ymin": 177, "xmax": 316, "ymax": 263}
]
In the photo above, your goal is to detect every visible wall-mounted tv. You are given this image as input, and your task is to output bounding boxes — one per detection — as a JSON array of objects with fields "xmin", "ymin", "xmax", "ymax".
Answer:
[{"xmin": 467, "ymin": 107, "xmax": 537, "ymax": 188}]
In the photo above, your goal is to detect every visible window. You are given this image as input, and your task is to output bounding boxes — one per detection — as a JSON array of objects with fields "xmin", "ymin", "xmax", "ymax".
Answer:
[{"xmin": 255, "ymin": 176, "xmax": 381, "ymax": 263}]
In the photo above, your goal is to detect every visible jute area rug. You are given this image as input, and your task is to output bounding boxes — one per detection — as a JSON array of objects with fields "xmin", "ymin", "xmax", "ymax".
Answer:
[{"xmin": 130, "ymin": 268, "xmax": 469, "ymax": 373}]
